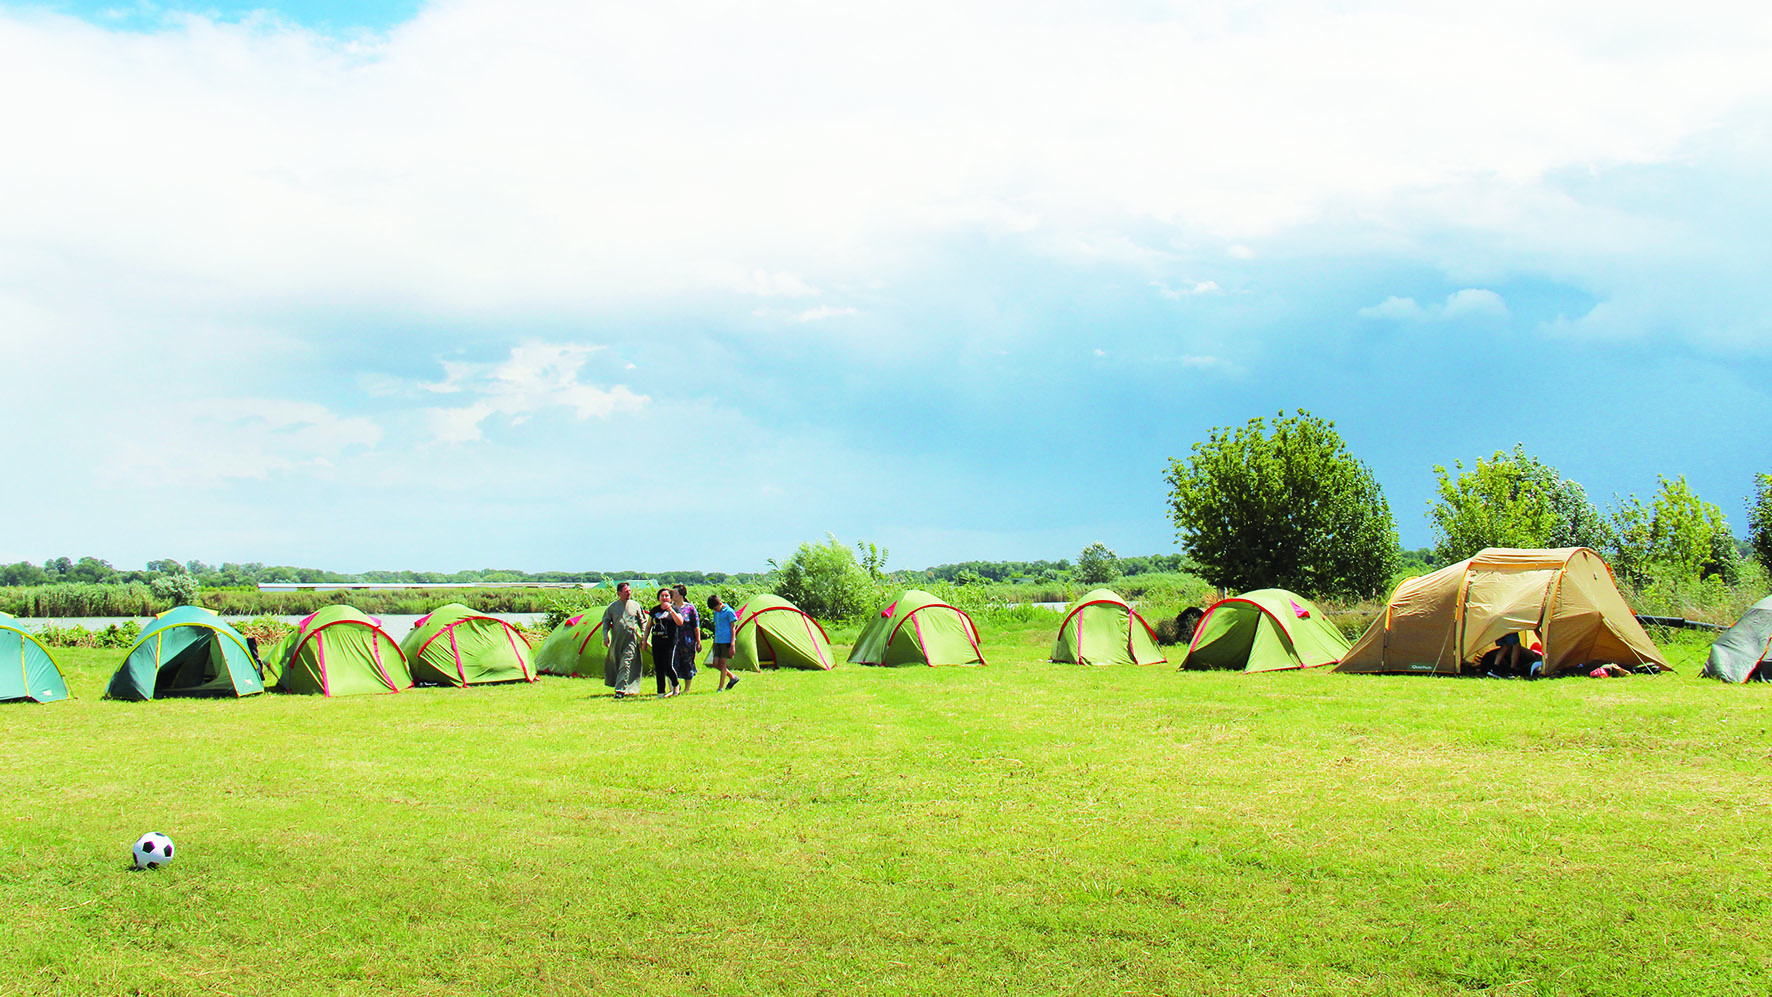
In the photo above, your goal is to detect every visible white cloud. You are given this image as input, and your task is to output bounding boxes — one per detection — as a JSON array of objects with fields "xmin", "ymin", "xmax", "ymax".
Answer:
[
  {"xmin": 749, "ymin": 303, "xmax": 859, "ymax": 322},
  {"xmin": 792, "ymin": 305, "xmax": 858, "ymax": 322},
  {"xmin": 1359, "ymin": 289, "xmax": 1509, "ymax": 324},
  {"xmin": 1442, "ymin": 288, "xmax": 1510, "ymax": 320},
  {"xmin": 420, "ymin": 342, "xmax": 648, "ymax": 445},
  {"xmin": 1152, "ymin": 279, "xmax": 1222, "ymax": 299},
  {"xmin": 1157, "ymin": 353, "xmax": 1234, "ymax": 371},
  {"xmin": 105, "ymin": 398, "xmax": 382, "ymax": 485},
  {"xmin": 703, "ymin": 263, "xmax": 822, "ymax": 298},
  {"xmin": 1358, "ymin": 296, "xmax": 1428, "ymax": 321},
  {"xmin": 2, "ymin": 1, "xmax": 1768, "ymax": 321}
]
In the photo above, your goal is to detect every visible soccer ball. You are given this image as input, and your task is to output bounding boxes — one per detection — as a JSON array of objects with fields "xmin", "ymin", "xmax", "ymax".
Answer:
[{"xmin": 132, "ymin": 832, "xmax": 175, "ymax": 869}]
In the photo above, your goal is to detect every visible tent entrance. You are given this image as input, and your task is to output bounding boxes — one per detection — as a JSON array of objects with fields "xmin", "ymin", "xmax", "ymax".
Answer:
[
  {"xmin": 756, "ymin": 631, "xmax": 778, "ymax": 668},
  {"xmin": 155, "ymin": 635, "xmax": 234, "ymax": 697}
]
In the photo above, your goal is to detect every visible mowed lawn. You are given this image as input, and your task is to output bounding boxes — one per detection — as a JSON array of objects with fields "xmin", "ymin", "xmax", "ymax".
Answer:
[{"xmin": 3, "ymin": 622, "xmax": 1769, "ymax": 996}]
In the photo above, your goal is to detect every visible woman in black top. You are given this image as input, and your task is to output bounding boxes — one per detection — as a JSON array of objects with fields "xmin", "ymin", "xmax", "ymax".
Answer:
[{"xmin": 649, "ymin": 587, "xmax": 682, "ymax": 697}]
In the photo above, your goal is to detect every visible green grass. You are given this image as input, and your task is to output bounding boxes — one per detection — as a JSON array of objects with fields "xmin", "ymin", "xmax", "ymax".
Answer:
[{"xmin": 4, "ymin": 623, "xmax": 1769, "ymax": 995}]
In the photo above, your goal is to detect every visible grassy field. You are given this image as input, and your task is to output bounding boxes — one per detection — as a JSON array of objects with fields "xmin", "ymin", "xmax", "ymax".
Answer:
[{"xmin": 3, "ymin": 622, "xmax": 1768, "ymax": 996}]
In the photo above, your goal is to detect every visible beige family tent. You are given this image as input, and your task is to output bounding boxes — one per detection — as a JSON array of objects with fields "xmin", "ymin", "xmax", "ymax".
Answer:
[{"xmin": 1336, "ymin": 547, "xmax": 1668, "ymax": 677}]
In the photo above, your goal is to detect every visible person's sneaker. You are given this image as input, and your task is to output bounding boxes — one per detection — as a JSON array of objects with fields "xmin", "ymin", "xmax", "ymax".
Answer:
[{"xmin": 726, "ymin": 677, "xmax": 740, "ymax": 691}]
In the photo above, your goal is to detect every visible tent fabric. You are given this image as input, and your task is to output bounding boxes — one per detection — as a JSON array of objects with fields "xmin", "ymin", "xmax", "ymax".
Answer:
[
  {"xmin": 266, "ymin": 605, "xmax": 411, "ymax": 696},
  {"xmin": 847, "ymin": 589, "xmax": 986, "ymax": 667},
  {"xmin": 1181, "ymin": 589, "xmax": 1349, "ymax": 672},
  {"xmin": 534, "ymin": 613, "xmax": 656, "ymax": 678},
  {"xmin": 1336, "ymin": 547, "xmax": 1669, "ymax": 677},
  {"xmin": 105, "ymin": 606, "xmax": 264, "ymax": 701},
  {"xmin": 1050, "ymin": 588, "xmax": 1166, "ymax": 666},
  {"xmin": 0, "ymin": 612, "xmax": 69, "ymax": 703},
  {"xmin": 400, "ymin": 603, "xmax": 536, "ymax": 687},
  {"xmin": 1703, "ymin": 595, "xmax": 1772, "ymax": 683},
  {"xmin": 723, "ymin": 594, "xmax": 835, "ymax": 671}
]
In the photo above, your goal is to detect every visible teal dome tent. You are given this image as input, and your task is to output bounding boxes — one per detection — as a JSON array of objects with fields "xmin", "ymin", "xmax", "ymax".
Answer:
[
  {"xmin": 0, "ymin": 612, "xmax": 69, "ymax": 703},
  {"xmin": 106, "ymin": 606, "xmax": 264, "ymax": 701}
]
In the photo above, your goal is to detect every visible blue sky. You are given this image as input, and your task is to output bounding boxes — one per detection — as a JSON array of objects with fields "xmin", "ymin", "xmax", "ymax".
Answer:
[
  {"xmin": 2, "ymin": 1, "xmax": 1770, "ymax": 574},
  {"xmin": 34, "ymin": 1, "xmax": 416, "ymax": 32}
]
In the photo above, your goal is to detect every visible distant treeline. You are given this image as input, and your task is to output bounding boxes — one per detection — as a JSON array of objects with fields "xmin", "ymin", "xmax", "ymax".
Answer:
[
  {"xmin": 0, "ymin": 552, "xmax": 1296, "ymax": 619},
  {"xmin": 0, "ymin": 558, "xmax": 767, "ymax": 589},
  {"xmin": 916, "ymin": 553, "xmax": 1197, "ymax": 584},
  {"xmin": 0, "ymin": 583, "xmax": 582, "ymax": 619}
]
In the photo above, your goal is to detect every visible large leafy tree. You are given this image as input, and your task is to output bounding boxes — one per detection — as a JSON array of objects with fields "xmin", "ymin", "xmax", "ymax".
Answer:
[
  {"xmin": 1427, "ymin": 445, "xmax": 1610, "ymax": 563},
  {"xmin": 1749, "ymin": 474, "xmax": 1772, "ymax": 573},
  {"xmin": 1165, "ymin": 410, "xmax": 1399, "ymax": 598},
  {"xmin": 1610, "ymin": 475, "xmax": 1739, "ymax": 588}
]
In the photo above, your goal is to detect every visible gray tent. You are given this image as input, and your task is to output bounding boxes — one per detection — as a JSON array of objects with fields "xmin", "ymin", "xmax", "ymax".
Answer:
[{"xmin": 1702, "ymin": 595, "xmax": 1772, "ymax": 683}]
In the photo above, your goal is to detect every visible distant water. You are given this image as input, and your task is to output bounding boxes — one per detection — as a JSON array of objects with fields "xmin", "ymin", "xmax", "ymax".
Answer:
[{"xmin": 10, "ymin": 612, "xmax": 547, "ymax": 634}]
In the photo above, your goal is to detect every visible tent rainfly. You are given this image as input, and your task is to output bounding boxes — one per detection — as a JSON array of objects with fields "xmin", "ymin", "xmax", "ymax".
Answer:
[
  {"xmin": 723, "ymin": 594, "xmax": 835, "ymax": 671},
  {"xmin": 1335, "ymin": 547, "xmax": 1669, "ymax": 677},
  {"xmin": 400, "ymin": 603, "xmax": 536, "ymax": 687},
  {"xmin": 1050, "ymin": 588, "xmax": 1166, "ymax": 666},
  {"xmin": 848, "ymin": 589, "xmax": 985, "ymax": 667},
  {"xmin": 262, "ymin": 605, "xmax": 412, "ymax": 696},
  {"xmin": 1702, "ymin": 595, "xmax": 1772, "ymax": 683},
  {"xmin": 0, "ymin": 612, "xmax": 69, "ymax": 703},
  {"xmin": 1180, "ymin": 589, "xmax": 1348, "ymax": 672},
  {"xmin": 105, "ymin": 606, "xmax": 265, "ymax": 701}
]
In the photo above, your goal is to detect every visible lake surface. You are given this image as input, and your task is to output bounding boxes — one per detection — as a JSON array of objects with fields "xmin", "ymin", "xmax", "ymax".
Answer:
[{"xmin": 9, "ymin": 612, "xmax": 548, "ymax": 634}]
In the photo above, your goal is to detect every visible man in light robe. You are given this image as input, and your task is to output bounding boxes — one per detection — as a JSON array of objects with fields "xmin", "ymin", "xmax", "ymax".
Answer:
[{"xmin": 601, "ymin": 582, "xmax": 646, "ymax": 698}]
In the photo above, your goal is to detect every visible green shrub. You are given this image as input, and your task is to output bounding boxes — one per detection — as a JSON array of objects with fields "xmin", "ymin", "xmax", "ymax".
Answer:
[
  {"xmin": 773, "ymin": 534, "xmax": 881, "ymax": 623},
  {"xmin": 228, "ymin": 616, "xmax": 296, "ymax": 647},
  {"xmin": 35, "ymin": 619, "xmax": 141, "ymax": 649}
]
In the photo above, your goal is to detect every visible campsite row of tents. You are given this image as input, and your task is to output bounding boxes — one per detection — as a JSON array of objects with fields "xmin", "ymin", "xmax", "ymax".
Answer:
[
  {"xmin": 6, "ymin": 546, "xmax": 1771, "ymax": 704},
  {"xmin": 0, "ymin": 603, "xmax": 539, "ymax": 704}
]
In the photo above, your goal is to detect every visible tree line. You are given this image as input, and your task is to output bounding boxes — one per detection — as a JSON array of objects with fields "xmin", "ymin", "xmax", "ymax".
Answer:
[
  {"xmin": 0, "ymin": 560, "xmax": 770, "ymax": 591},
  {"xmin": 11, "ymin": 410, "xmax": 1767, "ymax": 619}
]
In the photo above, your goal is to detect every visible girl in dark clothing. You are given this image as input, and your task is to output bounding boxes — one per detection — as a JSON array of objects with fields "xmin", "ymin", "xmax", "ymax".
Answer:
[{"xmin": 649, "ymin": 587, "xmax": 682, "ymax": 697}]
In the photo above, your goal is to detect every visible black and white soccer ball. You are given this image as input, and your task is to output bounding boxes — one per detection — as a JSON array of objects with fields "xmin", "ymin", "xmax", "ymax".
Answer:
[{"xmin": 132, "ymin": 832, "xmax": 175, "ymax": 869}]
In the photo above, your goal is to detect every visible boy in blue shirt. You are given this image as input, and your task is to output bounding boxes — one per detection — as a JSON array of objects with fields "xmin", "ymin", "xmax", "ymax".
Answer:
[{"xmin": 707, "ymin": 594, "xmax": 741, "ymax": 692}]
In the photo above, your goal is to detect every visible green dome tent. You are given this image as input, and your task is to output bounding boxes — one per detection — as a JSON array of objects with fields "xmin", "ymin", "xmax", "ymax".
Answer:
[
  {"xmin": 847, "ymin": 590, "xmax": 985, "ymax": 667},
  {"xmin": 1181, "ymin": 589, "xmax": 1349, "ymax": 672},
  {"xmin": 263, "ymin": 605, "xmax": 412, "ymax": 696},
  {"xmin": 105, "ymin": 606, "xmax": 264, "ymax": 701},
  {"xmin": 1, "ymin": 612, "xmax": 69, "ymax": 703},
  {"xmin": 1050, "ymin": 588, "xmax": 1166, "ymax": 666},
  {"xmin": 401, "ymin": 603, "xmax": 536, "ymax": 687},
  {"xmin": 1703, "ymin": 594, "xmax": 1772, "ymax": 683},
  {"xmin": 725, "ymin": 594, "xmax": 835, "ymax": 671},
  {"xmin": 534, "ymin": 612, "xmax": 656, "ymax": 678}
]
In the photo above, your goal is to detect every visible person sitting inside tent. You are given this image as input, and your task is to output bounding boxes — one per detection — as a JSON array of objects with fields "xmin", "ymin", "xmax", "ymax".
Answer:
[
  {"xmin": 1477, "ymin": 630, "xmax": 1637, "ymax": 679},
  {"xmin": 1478, "ymin": 631, "xmax": 1545, "ymax": 679}
]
